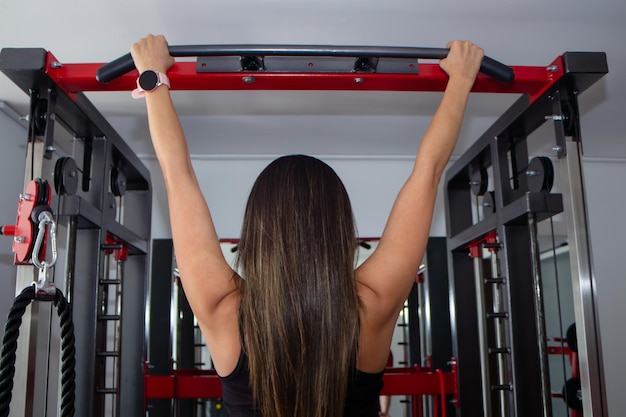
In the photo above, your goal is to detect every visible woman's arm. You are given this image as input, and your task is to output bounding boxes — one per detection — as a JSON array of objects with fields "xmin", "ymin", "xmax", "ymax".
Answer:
[
  {"xmin": 131, "ymin": 35, "xmax": 240, "ymax": 372},
  {"xmin": 356, "ymin": 40, "xmax": 484, "ymax": 336}
]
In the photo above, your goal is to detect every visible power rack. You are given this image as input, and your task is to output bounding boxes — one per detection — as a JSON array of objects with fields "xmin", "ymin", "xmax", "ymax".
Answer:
[{"xmin": 0, "ymin": 45, "xmax": 607, "ymax": 417}]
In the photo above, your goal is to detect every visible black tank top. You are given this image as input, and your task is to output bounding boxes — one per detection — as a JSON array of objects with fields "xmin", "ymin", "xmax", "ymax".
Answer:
[{"xmin": 219, "ymin": 351, "xmax": 383, "ymax": 417}]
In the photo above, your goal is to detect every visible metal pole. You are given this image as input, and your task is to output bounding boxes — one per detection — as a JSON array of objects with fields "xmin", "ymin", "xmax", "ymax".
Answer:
[
  {"xmin": 472, "ymin": 249, "xmax": 492, "ymax": 417},
  {"xmin": 528, "ymin": 213, "xmax": 553, "ymax": 417},
  {"xmin": 416, "ymin": 274, "xmax": 433, "ymax": 416},
  {"xmin": 489, "ymin": 249, "xmax": 510, "ymax": 417},
  {"xmin": 11, "ymin": 141, "xmax": 51, "ymax": 417},
  {"xmin": 560, "ymin": 140, "xmax": 607, "ymax": 416}
]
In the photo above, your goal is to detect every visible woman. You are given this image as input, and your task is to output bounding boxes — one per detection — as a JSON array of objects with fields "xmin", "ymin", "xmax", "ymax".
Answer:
[{"xmin": 130, "ymin": 35, "xmax": 483, "ymax": 417}]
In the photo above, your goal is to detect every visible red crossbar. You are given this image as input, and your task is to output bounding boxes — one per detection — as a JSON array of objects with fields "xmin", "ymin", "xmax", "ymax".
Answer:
[
  {"xmin": 144, "ymin": 366, "xmax": 456, "ymax": 399},
  {"xmin": 44, "ymin": 52, "xmax": 563, "ymax": 104},
  {"xmin": 145, "ymin": 374, "xmax": 223, "ymax": 399}
]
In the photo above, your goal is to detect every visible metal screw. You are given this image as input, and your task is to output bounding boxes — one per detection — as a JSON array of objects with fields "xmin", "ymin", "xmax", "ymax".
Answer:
[
  {"xmin": 46, "ymin": 146, "xmax": 57, "ymax": 153},
  {"xmin": 51, "ymin": 61, "xmax": 63, "ymax": 68},
  {"xmin": 354, "ymin": 78, "xmax": 364, "ymax": 84},
  {"xmin": 553, "ymin": 146, "xmax": 563, "ymax": 153},
  {"xmin": 545, "ymin": 114, "xmax": 565, "ymax": 121},
  {"xmin": 14, "ymin": 236, "xmax": 25, "ymax": 243},
  {"xmin": 546, "ymin": 65, "xmax": 558, "ymax": 72},
  {"xmin": 19, "ymin": 193, "xmax": 32, "ymax": 201},
  {"xmin": 242, "ymin": 76, "xmax": 255, "ymax": 84},
  {"xmin": 526, "ymin": 170, "xmax": 540, "ymax": 176}
]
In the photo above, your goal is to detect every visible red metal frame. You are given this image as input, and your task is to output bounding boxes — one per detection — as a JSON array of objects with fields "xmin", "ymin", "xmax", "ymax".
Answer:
[
  {"xmin": 467, "ymin": 230, "xmax": 499, "ymax": 259},
  {"xmin": 144, "ymin": 364, "xmax": 458, "ymax": 415},
  {"xmin": 44, "ymin": 52, "xmax": 564, "ymax": 104}
]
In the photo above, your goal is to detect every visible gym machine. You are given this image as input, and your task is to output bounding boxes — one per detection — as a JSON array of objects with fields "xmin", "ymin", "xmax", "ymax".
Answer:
[
  {"xmin": 0, "ymin": 43, "xmax": 607, "ymax": 417},
  {"xmin": 0, "ymin": 49, "xmax": 152, "ymax": 417},
  {"xmin": 444, "ymin": 53, "xmax": 608, "ymax": 417}
]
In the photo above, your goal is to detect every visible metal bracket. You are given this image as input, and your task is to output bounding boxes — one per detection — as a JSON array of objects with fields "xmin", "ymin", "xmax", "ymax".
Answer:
[{"xmin": 196, "ymin": 55, "xmax": 419, "ymax": 74}]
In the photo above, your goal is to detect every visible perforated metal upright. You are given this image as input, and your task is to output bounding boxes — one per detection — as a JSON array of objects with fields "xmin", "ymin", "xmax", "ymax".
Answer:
[
  {"xmin": 444, "ymin": 53, "xmax": 608, "ymax": 416},
  {"xmin": 0, "ymin": 48, "xmax": 152, "ymax": 417}
]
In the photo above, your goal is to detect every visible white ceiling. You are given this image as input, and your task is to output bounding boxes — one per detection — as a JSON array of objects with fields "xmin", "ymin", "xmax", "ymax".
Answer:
[{"xmin": 0, "ymin": 0, "xmax": 624, "ymax": 158}]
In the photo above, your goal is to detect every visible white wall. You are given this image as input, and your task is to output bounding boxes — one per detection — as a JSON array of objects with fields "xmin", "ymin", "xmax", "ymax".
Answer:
[{"xmin": 146, "ymin": 155, "xmax": 430, "ymax": 240}]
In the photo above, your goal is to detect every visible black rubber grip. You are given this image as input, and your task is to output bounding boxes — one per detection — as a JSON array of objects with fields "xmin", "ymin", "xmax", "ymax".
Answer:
[
  {"xmin": 479, "ymin": 55, "xmax": 515, "ymax": 83},
  {"xmin": 96, "ymin": 52, "xmax": 134, "ymax": 83},
  {"xmin": 96, "ymin": 45, "xmax": 514, "ymax": 84}
]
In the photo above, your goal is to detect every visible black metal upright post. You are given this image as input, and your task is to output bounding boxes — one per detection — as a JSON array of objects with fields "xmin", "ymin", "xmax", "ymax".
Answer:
[
  {"xmin": 1, "ymin": 47, "xmax": 152, "ymax": 417},
  {"xmin": 444, "ymin": 52, "xmax": 608, "ymax": 417},
  {"xmin": 148, "ymin": 239, "xmax": 175, "ymax": 417}
]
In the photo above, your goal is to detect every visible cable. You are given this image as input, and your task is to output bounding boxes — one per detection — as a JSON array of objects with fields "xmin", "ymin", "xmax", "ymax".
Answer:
[
  {"xmin": 546, "ymin": 191, "xmax": 570, "ymax": 417},
  {"xmin": 0, "ymin": 285, "xmax": 75, "ymax": 417}
]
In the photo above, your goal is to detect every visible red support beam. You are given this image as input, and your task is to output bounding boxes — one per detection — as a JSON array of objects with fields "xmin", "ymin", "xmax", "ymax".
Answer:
[
  {"xmin": 145, "ymin": 374, "xmax": 223, "ymax": 399},
  {"xmin": 144, "ymin": 366, "xmax": 456, "ymax": 400},
  {"xmin": 44, "ymin": 51, "xmax": 563, "ymax": 101}
]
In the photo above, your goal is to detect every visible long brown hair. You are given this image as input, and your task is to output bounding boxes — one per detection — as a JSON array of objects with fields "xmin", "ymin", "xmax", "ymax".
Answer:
[{"xmin": 236, "ymin": 155, "xmax": 360, "ymax": 417}]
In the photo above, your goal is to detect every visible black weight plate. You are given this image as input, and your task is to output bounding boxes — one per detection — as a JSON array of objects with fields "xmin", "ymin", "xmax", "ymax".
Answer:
[
  {"xmin": 566, "ymin": 323, "xmax": 577, "ymax": 353},
  {"xmin": 562, "ymin": 377, "xmax": 583, "ymax": 410}
]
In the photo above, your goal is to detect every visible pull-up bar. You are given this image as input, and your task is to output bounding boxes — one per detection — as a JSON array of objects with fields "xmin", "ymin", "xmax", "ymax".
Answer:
[
  {"xmin": 2, "ymin": 45, "xmax": 574, "ymax": 102},
  {"xmin": 96, "ymin": 44, "xmax": 515, "ymax": 83}
]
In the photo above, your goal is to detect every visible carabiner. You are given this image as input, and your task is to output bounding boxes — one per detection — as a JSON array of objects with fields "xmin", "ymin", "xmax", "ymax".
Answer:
[{"xmin": 31, "ymin": 209, "xmax": 58, "ymax": 288}]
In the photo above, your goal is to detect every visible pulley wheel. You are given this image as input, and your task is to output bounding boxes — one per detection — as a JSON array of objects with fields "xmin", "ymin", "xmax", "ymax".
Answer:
[
  {"xmin": 111, "ymin": 165, "xmax": 127, "ymax": 197},
  {"xmin": 527, "ymin": 156, "xmax": 554, "ymax": 192},
  {"xmin": 35, "ymin": 178, "xmax": 50, "ymax": 206},
  {"xmin": 54, "ymin": 156, "xmax": 79, "ymax": 196},
  {"xmin": 561, "ymin": 99, "xmax": 576, "ymax": 136},
  {"xmin": 470, "ymin": 168, "xmax": 489, "ymax": 196},
  {"xmin": 33, "ymin": 98, "xmax": 48, "ymax": 136}
]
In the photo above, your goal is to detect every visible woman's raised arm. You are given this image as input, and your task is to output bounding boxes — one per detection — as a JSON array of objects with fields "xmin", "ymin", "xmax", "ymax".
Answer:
[
  {"xmin": 131, "ymin": 35, "xmax": 240, "ymax": 372},
  {"xmin": 356, "ymin": 40, "xmax": 484, "ymax": 331}
]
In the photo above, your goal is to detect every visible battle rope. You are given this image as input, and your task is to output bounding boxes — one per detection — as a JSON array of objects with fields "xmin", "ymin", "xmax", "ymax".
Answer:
[{"xmin": 0, "ymin": 284, "xmax": 75, "ymax": 417}]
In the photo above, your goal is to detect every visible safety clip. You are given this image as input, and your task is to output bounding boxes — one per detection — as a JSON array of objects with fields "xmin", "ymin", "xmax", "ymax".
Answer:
[{"xmin": 31, "ymin": 208, "xmax": 58, "ymax": 289}]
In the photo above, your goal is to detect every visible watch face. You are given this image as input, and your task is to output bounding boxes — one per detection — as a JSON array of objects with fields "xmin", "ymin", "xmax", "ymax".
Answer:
[{"xmin": 138, "ymin": 70, "xmax": 158, "ymax": 91}]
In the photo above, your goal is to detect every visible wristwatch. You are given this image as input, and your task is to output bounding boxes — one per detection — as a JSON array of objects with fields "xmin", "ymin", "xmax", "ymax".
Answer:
[{"xmin": 131, "ymin": 70, "xmax": 170, "ymax": 99}]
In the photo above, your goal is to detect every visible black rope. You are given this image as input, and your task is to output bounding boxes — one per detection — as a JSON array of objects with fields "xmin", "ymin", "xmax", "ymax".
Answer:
[{"xmin": 0, "ymin": 285, "xmax": 75, "ymax": 417}]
